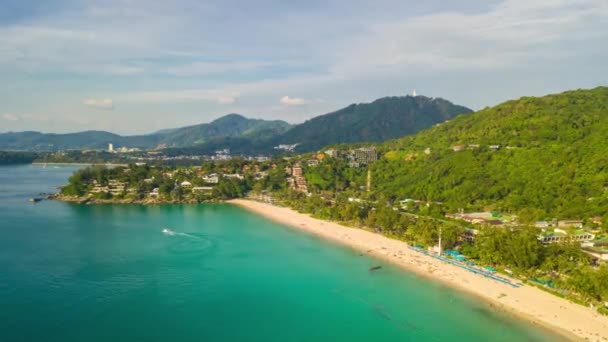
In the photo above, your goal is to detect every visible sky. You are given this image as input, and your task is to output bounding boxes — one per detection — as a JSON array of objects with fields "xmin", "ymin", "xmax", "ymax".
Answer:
[{"xmin": 1, "ymin": 0, "xmax": 607, "ymax": 134}]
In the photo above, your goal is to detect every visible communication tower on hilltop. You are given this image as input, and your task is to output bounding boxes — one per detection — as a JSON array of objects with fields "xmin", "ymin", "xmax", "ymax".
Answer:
[{"xmin": 412, "ymin": 89, "xmax": 417, "ymax": 97}]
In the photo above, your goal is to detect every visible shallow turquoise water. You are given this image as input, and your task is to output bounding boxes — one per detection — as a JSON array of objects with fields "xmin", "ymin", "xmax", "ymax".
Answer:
[{"xmin": 0, "ymin": 165, "xmax": 560, "ymax": 341}]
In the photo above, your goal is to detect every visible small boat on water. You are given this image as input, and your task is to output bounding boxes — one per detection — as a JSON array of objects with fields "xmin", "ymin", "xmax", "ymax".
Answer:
[
  {"xmin": 29, "ymin": 198, "xmax": 43, "ymax": 203},
  {"xmin": 162, "ymin": 228, "xmax": 175, "ymax": 236}
]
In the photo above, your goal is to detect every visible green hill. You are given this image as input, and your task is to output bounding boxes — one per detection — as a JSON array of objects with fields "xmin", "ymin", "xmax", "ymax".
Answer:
[
  {"xmin": 371, "ymin": 87, "xmax": 608, "ymax": 221},
  {"xmin": 159, "ymin": 114, "xmax": 291, "ymax": 148},
  {"xmin": 279, "ymin": 95, "xmax": 472, "ymax": 152},
  {"xmin": 164, "ymin": 96, "xmax": 472, "ymax": 155},
  {"xmin": 0, "ymin": 114, "xmax": 291, "ymax": 151},
  {"xmin": 0, "ymin": 130, "xmax": 161, "ymax": 151}
]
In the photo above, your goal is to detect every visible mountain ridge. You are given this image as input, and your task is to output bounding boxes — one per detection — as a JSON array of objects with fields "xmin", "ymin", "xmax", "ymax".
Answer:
[
  {"xmin": 0, "ymin": 95, "xmax": 472, "ymax": 152},
  {"xmin": 278, "ymin": 95, "xmax": 472, "ymax": 151},
  {"xmin": 0, "ymin": 114, "xmax": 291, "ymax": 151}
]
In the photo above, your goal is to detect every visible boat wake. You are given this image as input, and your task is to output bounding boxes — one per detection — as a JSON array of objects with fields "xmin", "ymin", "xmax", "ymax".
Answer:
[
  {"xmin": 162, "ymin": 228, "xmax": 198, "ymax": 239},
  {"xmin": 162, "ymin": 228, "xmax": 214, "ymax": 256}
]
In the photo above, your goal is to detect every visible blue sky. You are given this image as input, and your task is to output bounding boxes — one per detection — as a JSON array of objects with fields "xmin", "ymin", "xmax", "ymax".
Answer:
[{"xmin": 1, "ymin": 0, "xmax": 607, "ymax": 134}]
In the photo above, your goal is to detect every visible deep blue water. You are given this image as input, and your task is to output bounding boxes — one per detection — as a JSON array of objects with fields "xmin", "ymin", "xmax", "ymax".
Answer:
[{"xmin": 0, "ymin": 165, "xmax": 560, "ymax": 341}]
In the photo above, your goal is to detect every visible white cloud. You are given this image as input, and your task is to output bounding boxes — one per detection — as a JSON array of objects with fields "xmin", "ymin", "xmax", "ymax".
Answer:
[
  {"xmin": 216, "ymin": 96, "xmax": 237, "ymax": 104},
  {"xmin": 118, "ymin": 89, "xmax": 241, "ymax": 104},
  {"xmin": 2, "ymin": 113, "xmax": 19, "ymax": 121},
  {"xmin": 111, "ymin": 0, "xmax": 607, "ymax": 109},
  {"xmin": 331, "ymin": 0, "xmax": 608, "ymax": 75},
  {"xmin": 70, "ymin": 64, "xmax": 146, "ymax": 75},
  {"xmin": 1, "ymin": 0, "xmax": 608, "ymax": 132},
  {"xmin": 83, "ymin": 98, "xmax": 114, "ymax": 109},
  {"xmin": 280, "ymin": 96, "xmax": 307, "ymax": 106},
  {"xmin": 163, "ymin": 61, "xmax": 268, "ymax": 76}
]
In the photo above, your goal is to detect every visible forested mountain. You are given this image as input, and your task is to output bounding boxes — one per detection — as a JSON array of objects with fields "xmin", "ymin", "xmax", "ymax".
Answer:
[
  {"xmin": 158, "ymin": 114, "xmax": 291, "ymax": 148},
  {"xmin": 175, "ymin": 95, "xmax": 472, "ymax": 154},
  {"xmin": 0, "ymin": 114, "xmax": 291, "ymax": 151},
  {"xmin": 278, "ymin": 95, "xmax": 472, "ymax": 151},
  {"xmin": 371, "ymin": 87, "xmax": 608, "ymax": 220},
  {"xmin": 0, "ymin": 96, "xmax": 470, "ymax": 153}
]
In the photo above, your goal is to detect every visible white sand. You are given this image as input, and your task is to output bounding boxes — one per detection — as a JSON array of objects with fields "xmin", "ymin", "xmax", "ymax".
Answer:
[{"xmin": 230, "ymin": 199, "xmax": 608, "ymax": 341}]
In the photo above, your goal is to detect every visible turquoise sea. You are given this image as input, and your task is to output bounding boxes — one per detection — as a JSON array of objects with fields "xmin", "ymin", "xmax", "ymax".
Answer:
[{"xmin": 0, "ymin": 165, "xmax": 561, "ymax": 341}]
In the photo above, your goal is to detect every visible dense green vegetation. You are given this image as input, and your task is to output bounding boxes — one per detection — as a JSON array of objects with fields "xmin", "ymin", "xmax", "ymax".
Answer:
[
  {"xmin": 373, "ymin": 87, "xmax": 608, "ymax": 220},
  {"xmin": 61, "ymin": 164, "xmax": 246, "ymax": 201},
  {"xmin": 157, "ymin": 114, "xmax": 292, "ymax": 148},
  {"xmin": 280, "ymin": 95, "xmax": 472, "ymax": 151},
  {"xmin": 0, "ymin": 151, "xmax": 40, "ymax": 164},
  {"xmin": 168, "ymin": 96, "xmax": 472, "ymax": 155},
  {"xmin": 60, "ymin": 158, "xmax": 290, "ymax": 202}
]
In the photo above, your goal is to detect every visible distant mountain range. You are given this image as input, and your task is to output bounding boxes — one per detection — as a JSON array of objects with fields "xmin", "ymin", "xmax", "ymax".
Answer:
[
  {"xmin": 155, "ymin": 114, "xmax": 292, "ymax": 148},
  {"xmin": 0, "ymin": 95, "xmax": 472, "ymax": 153},
  {"xmin": 0, "ymin": 114, "xmax": 292, "ymax": 152},
  {"xmin": 0, "ymin": 130, "xmax": 161, "ymax": 152}
]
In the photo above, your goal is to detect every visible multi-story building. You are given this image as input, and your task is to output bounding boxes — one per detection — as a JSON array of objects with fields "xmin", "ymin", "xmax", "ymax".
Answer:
[
  {"xmin": 202, "ymin": 173, "xmax": 220, "ymax": 184},
  {"xmin": 288, "ymin": 163, "xmax": 308, "ymax": 193},
  {"xmin": 461, "ymin": 228, "xmax": 479, "ymax": 242},
  {"xmin": 292, "ymin": 164, "xmax": 303, "ymax": 176},
  {"xmin": 352, "ymin": 147, "xmax": 377, "ymax": 165},
  {"xmin": 538, "ymin": 228, "xmax": 595, "ymax": 244},
  {"xmin": 324, "ymin": 149, "xmax": 339, "ymax": 158},
  {"xmin": 89, "ymin": 179, "xmax": 125, "ymax": 196}
]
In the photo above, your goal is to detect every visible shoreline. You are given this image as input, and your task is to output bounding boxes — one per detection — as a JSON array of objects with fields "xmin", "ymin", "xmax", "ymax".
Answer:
[
  {"xmin": 229, "ymin": 198, "xmax": 608, "ymax": 342},
  {"xmin": 53, "ymin": 194, "xmax": 214, "ymax": 205},
  {"xmin": 31, "ymin": 162, "xmax": 129, "ymax": 166}
]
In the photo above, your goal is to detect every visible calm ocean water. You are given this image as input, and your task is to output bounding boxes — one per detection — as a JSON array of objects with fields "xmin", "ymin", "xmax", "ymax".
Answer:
[{"xmin": 0, "ymin": 165, "xmax": 560, "ymax": 341}]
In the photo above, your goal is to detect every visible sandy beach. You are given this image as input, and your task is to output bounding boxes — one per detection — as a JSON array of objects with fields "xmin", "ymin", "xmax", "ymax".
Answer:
[{"xmin": 230, "ymin": 199, "xmax": 608, "ymax": 341}]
